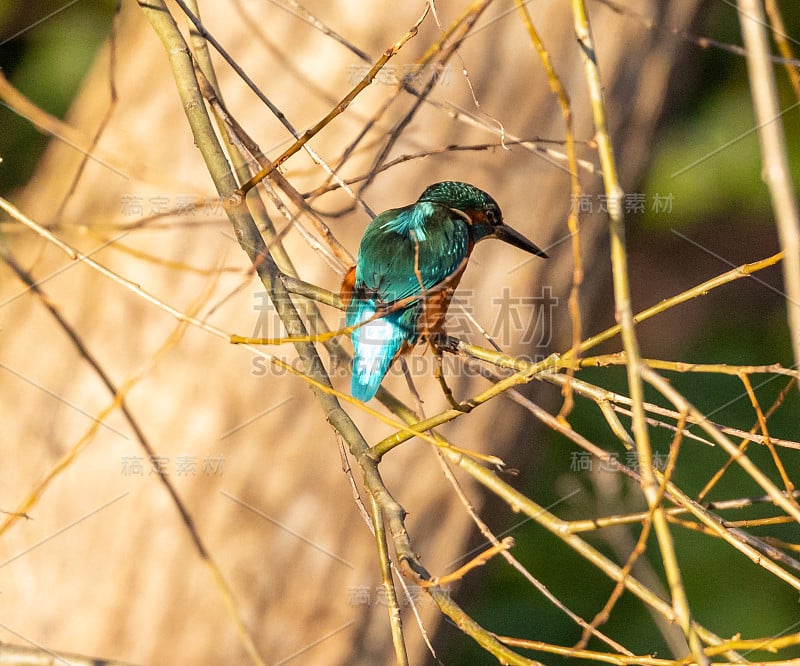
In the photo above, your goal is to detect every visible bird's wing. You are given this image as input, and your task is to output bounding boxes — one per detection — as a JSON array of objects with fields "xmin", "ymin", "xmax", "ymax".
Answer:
[
  {"xmin": 355, "ymin": 203, "xmax": 470, "ymax": 304},
  {"xmin": 345, "ymin": 203, "xmax": 469, "ymax": 401}
]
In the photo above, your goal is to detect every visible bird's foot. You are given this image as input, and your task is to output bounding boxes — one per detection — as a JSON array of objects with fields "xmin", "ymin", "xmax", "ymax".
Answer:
[{"xmin": 429, "ymin": 332, "xmax": 460, "ymax": 355}]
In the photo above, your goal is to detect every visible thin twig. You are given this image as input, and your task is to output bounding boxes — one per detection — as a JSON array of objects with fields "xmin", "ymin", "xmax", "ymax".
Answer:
[
  {"xmin": 763, "ymin": 0, "xmax": 800, "ymax": 101},
  {"xmin": 738, "ymin": 0, "xmax": 800, "ymax": 386},
  {"xmin": 238, "ymin": 4, "xmax": 430, "ymax": 194},
  {"xmin": 514, "ymin": 0, "xmax": 583, "ymax": 420},
  {"xmin": 368, "ymin": 494, "xmax": 409, "ymax": 666}
]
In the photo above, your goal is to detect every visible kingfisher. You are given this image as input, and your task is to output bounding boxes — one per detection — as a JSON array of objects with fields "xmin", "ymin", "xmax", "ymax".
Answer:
[{"xmin": 341, "ymin": 181, "xmax": 548, "ymax": 402}]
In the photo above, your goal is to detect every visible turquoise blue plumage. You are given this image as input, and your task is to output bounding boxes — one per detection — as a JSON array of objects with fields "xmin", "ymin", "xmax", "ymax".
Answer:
[{"xmin": 341, "ymin": 181, "xmax": 547, "ymax": 402}]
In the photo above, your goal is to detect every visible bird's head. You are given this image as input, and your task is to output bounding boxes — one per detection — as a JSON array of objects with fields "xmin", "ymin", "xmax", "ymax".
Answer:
[{"xmin": 418, "ymin": 181, "xmax": 548, "ymax": 258}]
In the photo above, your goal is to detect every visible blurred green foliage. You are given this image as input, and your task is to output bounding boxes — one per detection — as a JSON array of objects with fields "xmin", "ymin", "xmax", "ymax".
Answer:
[
  {"xmin": 644, "ymin": 79, "xmax": 800, "ymax": 226},
  {"xmin": 0, "ymin": 1, "xmax": 117, "ymax": 194},
  {"xmin": 642, "ymin": 5, "xmax": 800, "ymax": 228}
]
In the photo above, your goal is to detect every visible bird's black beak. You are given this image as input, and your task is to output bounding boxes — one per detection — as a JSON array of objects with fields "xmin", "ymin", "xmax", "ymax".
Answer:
[{"xmin": 495, "ymin": 225, "xmax": 548, "ymax": 258}]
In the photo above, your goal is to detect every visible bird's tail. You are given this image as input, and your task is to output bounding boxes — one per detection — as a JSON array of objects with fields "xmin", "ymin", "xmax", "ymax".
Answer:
[{"xmin": 348, "ymin": 301, "xmax": 409, "ymax": 402}]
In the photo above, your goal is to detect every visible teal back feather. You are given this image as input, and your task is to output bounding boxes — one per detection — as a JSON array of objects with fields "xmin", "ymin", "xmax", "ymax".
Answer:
[
  {"xmin": 347, "ymin": 199, "xmax": 471, "ymax": 400},
  {"xmin": 355, "ymin": 203, "xmax": 470, "ymax": 301}
]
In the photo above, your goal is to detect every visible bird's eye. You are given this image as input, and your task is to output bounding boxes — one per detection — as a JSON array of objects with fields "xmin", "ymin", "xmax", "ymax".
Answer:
[{"xmin": 486, "ymin": 207, "xmax": 500, "ymax": 226}]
